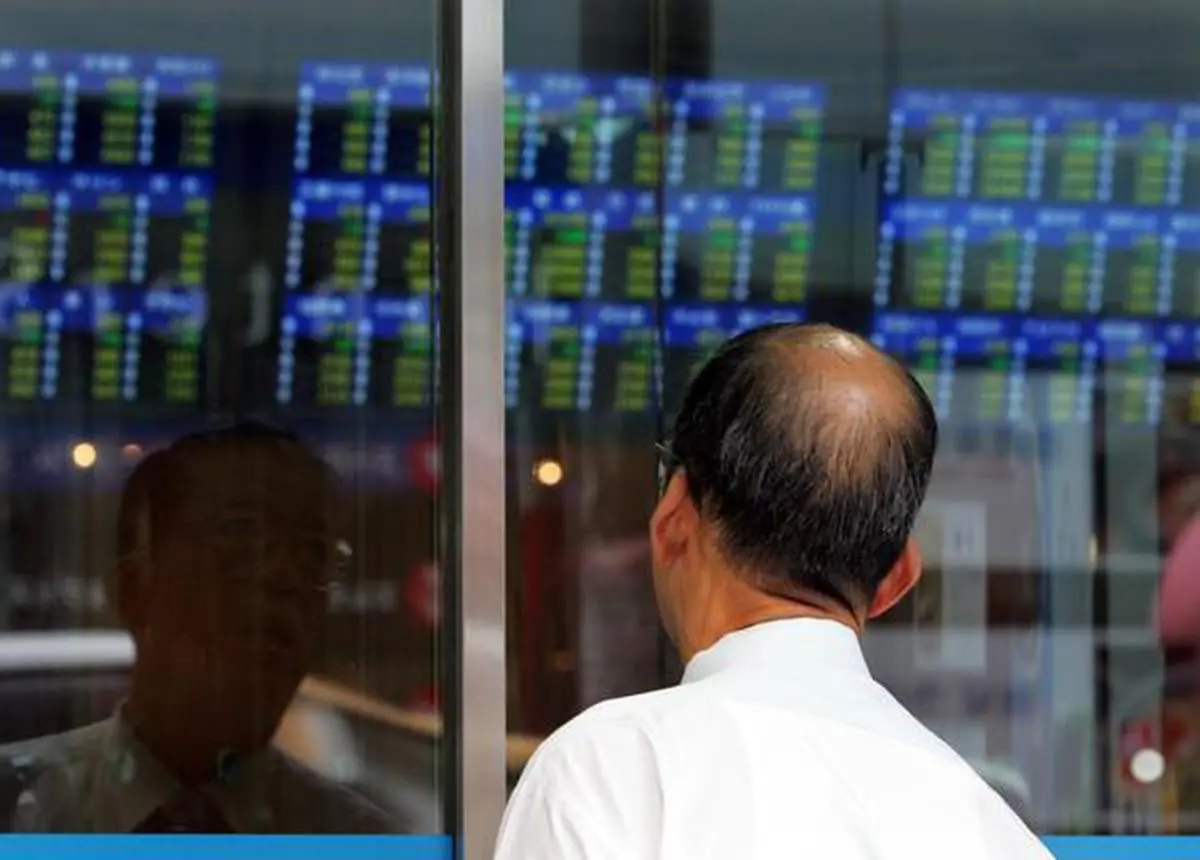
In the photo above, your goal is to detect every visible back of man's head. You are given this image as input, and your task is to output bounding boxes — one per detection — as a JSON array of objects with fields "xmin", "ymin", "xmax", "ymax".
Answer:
[{"xmin": 668, "ymin": 322, "xmax": 938, "ymax": 613}]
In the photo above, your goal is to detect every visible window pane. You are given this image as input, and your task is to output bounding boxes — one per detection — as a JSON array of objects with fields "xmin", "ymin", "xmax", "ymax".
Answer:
[
  {"xmin": 506, "ymin": 0, "xmax": 1200, "ymax": 838},
  {"xmin": 0, "ymin": 0, "xmax": 444, "ymax": 834}
]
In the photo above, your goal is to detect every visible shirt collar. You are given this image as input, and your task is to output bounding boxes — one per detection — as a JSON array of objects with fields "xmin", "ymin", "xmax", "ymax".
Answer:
[
  {"xmin": 92, "ymin": 706, "xmax": 280, "ymax": 833},
  {"xmin": 682, "ymin": 618, "xmax": 870, "ymax": 685}
]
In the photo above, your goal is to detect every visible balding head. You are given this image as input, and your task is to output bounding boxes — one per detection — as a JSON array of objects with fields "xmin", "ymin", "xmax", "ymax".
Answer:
[{"xmin": 661, "ymin": 321, "xmax": 938, "ymax": 613}]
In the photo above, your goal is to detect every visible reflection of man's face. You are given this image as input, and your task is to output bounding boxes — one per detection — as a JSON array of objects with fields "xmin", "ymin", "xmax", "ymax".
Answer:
[{"xmin": 131, "ymin": 441, "xmax": 341, "ymax": 749}]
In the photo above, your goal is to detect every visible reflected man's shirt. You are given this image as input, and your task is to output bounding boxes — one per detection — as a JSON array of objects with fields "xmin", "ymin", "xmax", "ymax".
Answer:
[
  {"xmin": 494, "ymin": 618, "xmax": 1054, "ymax": 860},
  {"xmin": 0, "ymin": 707, "xmax": 397, "ymax": 833}
]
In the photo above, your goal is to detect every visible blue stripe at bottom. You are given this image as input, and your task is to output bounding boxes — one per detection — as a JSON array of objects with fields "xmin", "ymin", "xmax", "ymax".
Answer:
[
  {"xmin": 1044, "ymin": 837, "xmax": 1200, "ymax": 858},
  {"xmin": 0, "ymin": 834, "xmax": 1194, "ymax": 857},
  {"xmin": 0, "ymin": 836, "xmax": 452, "ymax": 859}
]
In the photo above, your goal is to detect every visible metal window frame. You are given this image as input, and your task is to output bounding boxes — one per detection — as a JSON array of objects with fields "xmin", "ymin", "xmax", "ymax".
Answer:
[{"xmin": 436, "ymin": 0, "xmax": 508, "ymax": 856}]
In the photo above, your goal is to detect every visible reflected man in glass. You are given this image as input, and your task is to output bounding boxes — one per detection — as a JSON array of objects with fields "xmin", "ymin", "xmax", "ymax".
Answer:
[{"xmin": 0, "ymin": 423, "xmax": 396, "ymax": 833}]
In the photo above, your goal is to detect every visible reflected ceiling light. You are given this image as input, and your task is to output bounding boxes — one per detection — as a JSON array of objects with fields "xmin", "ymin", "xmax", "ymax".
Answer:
[
  {"xmin": 71, "ymin": 442, "xmax": 98, "ymax": 470},
  {"xmin": 121, "ymin": 443, "xmax": 143, "ymax": 461},
  {"xmin": 533, "ymin": 459, "xmax": 564, "ymax": 487},
  {"xmin": 1130, "ymin": 747, "xmax": 1166, "ymax": 785}
]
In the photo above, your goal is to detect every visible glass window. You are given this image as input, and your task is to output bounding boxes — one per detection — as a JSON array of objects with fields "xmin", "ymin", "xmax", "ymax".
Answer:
[
  {"xmin": 505, "ymin": 0, "xmax": 1200, "ymax": 836},
  {"xmin": 0, "ymin": 0, "xmax": 447, "ymax": 835}
]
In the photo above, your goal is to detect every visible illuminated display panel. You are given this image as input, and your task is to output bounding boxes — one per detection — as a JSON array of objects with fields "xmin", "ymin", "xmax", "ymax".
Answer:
[
  {"xmin": 276, "ymin": 292, "xmax": 370, "ymax": 408},
  {"xmin": 1025, "ymin": 208, "xmax": 1099, "ymax": 316},
  {"xmin": 281, "ymin": 66, "xmax": 823, "ymax": 416},
  {"xmin": 0, "ymin": 170, "xmax": 53, "ymax": 287},
  {"xmin": 285, "ymin": 179, "xmax": 368, "ymax": 294},
  {"xmin": 0, "ymin": 282, "xmax": 206, "ymax": 409},
  {"xmin": 870, "ymin": 310, "xmax": 1200, "ymax": 428},
  {"xmin": 285, "ymin": 179, "xmax": 431, "ymax": 297},
  {"xmin": 295, "ymin": 63, "xmax": 431, "ymax": 180},
  {"xmin": 1097, "ymin": 318, "xmax": 1164, "ymax": 426},
  {"xmin": 0, "ymin": 50, "xmax": 216, "ymax": 412},
  {"xmin": 872, "ymin": 311, "xmax": 1099, "ymax": 426},
  {"xmin": 294, "ymin": 65, "xmax": 828, "ymax": 193},
  {"xmin": 885, "ymin": 91, "xmax": 1189, "ymax": 208},
  {"xmin": 1174, "ymin": 105, "xmax": 1200, "ymax": 209},
  {"xmin": 0, "ymin": 170, "xmax": 215, "ymax": 410},
  {"xmin": 870, "ymin": 312, "xmax": 1023, "ymax": 424},
  {"xmin": 665, "ymin": 80, "xmax": 823, "ymax": 194},
  {"xmin": 0, "ymin": 51, "xmax": 61, "ymax": 167},
  {"xmin": 876, "ymin": 201, "xmax": 1189, "ymax": 319},
  {"xmin": 506, "ymin": 187, "xmax": 658, "ymax": 301},
  {"xmin": 66, "ymin": 53, "xmax": 217, "ymax": 171},
  {"xmin": 0, "ymin": 50, "xmax": 216, "ymax": 171},
  {"xmin": 753, "ymin": 84, "xmax": 824, "ymax": 194},
  {"xmin": 373, "ymin": 182, "xmax": 431, "ymax": 296},
  {"xmin": 0, "ymin": 286, "xmax": 55, "ymax": 401},
  {"xmin": 59, "ymin": 171, "xmax": 137, "ymax": 286},
  {"xmin": 1162, "ymin": 320, "xmax": 1200, "ymax": 425},
  {"xmin": 141, "ymin": 174, "xmax": 211, "ymax": 290},
  {"xmin": 507, "ymin": 299, "xmax": 590, "ymax": 412},
  {"xmin": 663, "ymin": 193, "xmax": 813, "ymax": 304},
  {"xmin": 119, "ymin": 286, "xmax": 205, "ymax": 404},
  {"xmin": 509, "ymin": 187, "xmax": 595, "ymax": 300},
  {"xmin": 365, "ymin": 297, "xmax": 433, "ymax": 408},
  {"xmin": 1019, "ymin": 316, "xmax": 1099, "ymax": 425},
  {"xmin": 875, "ymin": 202, "xmax": 955, "ymax": 311},
  {"xmin": 1106, "ymin": 103, "xmax": 1174, "ymax": 209},
  {"xmin": 884, "ymin": 91, "xmax": 972, "ymax": 199},
  {"xmin": 54, "ymin": 174, "xmax": 209, "ymax": 406},
  {"xmin": 507, "ymin": 72, "xmax": 661, "ymax": 188},
  {"xmin": 506, "ymin": 299, "xmax": 657, "ymax": 414},
  {"xmin": 660, "ymin": 304, "xmax": 804, "ymax": 417},
  {"xmin": 1096, "ymin": 211, "xmax": 1164, "ymax": 317},
  {"xmin": 1165, "ymin": 215, "xmax": 1200, "ymax": 319},
  {"xmin": 276, "ymin": 294, "xmax": 432, "ymax": 411},
  {"xmin": 1039, "ymin": 100, "xmax": 1112, "ymax": 206},
  {"xmin": 0, "ymin": 287, "xmax": 162, "ymax": 406},
  {"xmin": 55, "ymin": 171, "xmax": 211, "ymax": 284}
]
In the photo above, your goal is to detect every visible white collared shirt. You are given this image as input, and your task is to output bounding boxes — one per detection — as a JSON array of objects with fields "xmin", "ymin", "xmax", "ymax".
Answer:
[
  {"xmin": 0, "ymin": 707, "xmax": 397, "ymax": 833},
  {"xmin": 494, "ymin": 619, "xmax": 1053, "ymax": 860}
]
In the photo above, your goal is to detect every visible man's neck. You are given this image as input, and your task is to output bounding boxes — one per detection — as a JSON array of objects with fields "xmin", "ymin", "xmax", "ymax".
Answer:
[{"xmin": 680, "ymin": 577, "xmax": 861, "ymax": 664}]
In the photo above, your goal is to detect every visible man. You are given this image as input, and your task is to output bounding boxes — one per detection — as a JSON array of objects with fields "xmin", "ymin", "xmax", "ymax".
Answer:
[
  {"xmin": 494, "ymin": 323, "xmax": 1051, "ymax": 859},
  {"xmin": 0, "ymin": 423, "xmax": 395, "ymax": 832}
]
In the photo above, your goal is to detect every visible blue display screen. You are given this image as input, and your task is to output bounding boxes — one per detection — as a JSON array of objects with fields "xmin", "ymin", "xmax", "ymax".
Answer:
[
  {"xmin": 868, "ymin": 308, "xmax": 1200, "ymax": 425},
  {"xmin": 0, "ymin": 49, "xmax": 217, "ymax": 171},
  {"xmin": 294, "ymin": 62, "xmax": 825, "ymax": 192},
  {"xmin": 874, "ymin": 85, "xmax": 1200, "ymax": 428},
  {"xmin": 0, "ymin": 48, "xmax": 215, "ymax": 409}
]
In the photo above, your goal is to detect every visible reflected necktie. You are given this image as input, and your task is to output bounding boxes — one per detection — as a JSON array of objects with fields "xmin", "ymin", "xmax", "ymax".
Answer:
[{"xmin": 131, "ymin": 791, "xmax": 233, "ymax": 833}]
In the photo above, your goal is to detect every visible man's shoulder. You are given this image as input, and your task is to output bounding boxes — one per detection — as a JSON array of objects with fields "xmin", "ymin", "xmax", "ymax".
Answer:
[
  {"xmin": 0, "ymin": 722, "xmax": 110, "ymax": 831},
  {"xmin": 0, "ymin": 721, "xmax": 109, "ymax": 772},
  {"xmin": 523, "ymin": 686, "xmax": 692, "ymax": 787}
]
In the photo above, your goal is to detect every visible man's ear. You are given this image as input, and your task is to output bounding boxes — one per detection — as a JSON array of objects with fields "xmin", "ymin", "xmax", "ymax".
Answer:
[
  {"xmin": 650, "ymin": 472, "xmax": 693, "ymax": 570},
  {"xmin": 868, "ymin": 537, "xmax": 922, "ymax": 619}
]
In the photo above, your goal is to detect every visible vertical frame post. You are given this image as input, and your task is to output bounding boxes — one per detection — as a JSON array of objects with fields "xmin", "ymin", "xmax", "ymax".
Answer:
[{"xmin": 437, "ymin": 0, "xmax": 507, "ymax": 854}]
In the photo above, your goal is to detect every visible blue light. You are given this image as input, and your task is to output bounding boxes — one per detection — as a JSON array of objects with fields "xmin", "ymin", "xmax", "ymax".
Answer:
[{"xmin": 1043, "ymin": 837, "xmax": 1200, "ymax": 858}]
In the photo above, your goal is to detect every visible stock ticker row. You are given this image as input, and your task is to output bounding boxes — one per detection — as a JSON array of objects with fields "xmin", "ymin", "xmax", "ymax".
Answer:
[{"xmin": 4, "ymin": 50, "xmax": 1200, "ymax": 426}]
